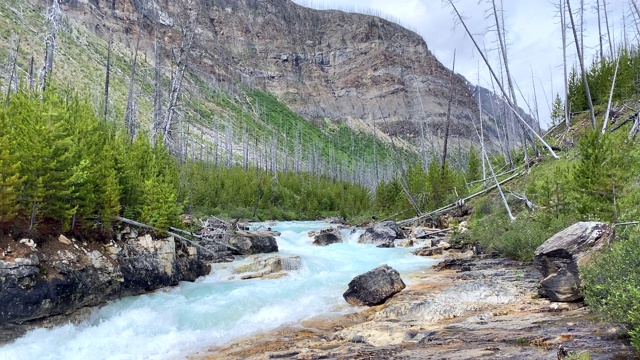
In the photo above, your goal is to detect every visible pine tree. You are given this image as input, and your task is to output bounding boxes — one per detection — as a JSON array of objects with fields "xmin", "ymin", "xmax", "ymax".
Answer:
[
  {"xmin": 550, "ymin": 94, "xmax": 565, "ymax": 126},
  {"xmin": 0, "ymin": 124, "xmax": 23, "ymax": 226}
]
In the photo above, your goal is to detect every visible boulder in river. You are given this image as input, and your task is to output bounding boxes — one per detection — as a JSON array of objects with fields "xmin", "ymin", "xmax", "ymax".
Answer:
[
  {"xmin": 225, "ymin": 231, "xmax": 279, "ymax": 255},
  {"xmin": 534, "ymin": 222, "xmax": 614, "ymax": 302},
  {"xmin": 311, "ymin": 228, "xmax": 343, "ymax": 246},
  {"xmin": 231, "ymin": 254, "xmax": 303, "ymax": 280},
  {"xmin": 358, "ymin": 221, "xmax": 405, "ymax": 248},
  {"xmin": 343, "ymin": 264, "xmax": 406, "ymax": 306}
]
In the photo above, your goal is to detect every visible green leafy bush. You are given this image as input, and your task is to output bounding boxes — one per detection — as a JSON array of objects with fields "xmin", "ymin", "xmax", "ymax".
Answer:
[
  {"xmin": 468, "ymin": 211, "xmax": 574, "ymax": 261},
  {"xmin": 582, "ymin": 231, "xmax": 640, "ymax": 351}
]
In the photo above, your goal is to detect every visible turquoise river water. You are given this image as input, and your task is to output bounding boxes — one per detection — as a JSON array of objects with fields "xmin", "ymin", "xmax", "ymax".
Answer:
[{"xmin": 0, "ymin": 221, "xmax": 436, "ymax": 360}]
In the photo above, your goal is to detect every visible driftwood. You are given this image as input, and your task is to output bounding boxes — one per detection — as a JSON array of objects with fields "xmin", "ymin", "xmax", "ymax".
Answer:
[
  {"xmin": 398, "ymin": 171, "xmax": 522, "ymax": 225},
  {"xmin": 116, "ymin": 216, "xmax": 239, "ymax": 255}
]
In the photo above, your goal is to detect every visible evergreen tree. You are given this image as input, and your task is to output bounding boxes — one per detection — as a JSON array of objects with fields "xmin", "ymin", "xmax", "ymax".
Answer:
[
  {"xmin": 550, "ymin": 94, "xmax": 565, "ymax": 126},
  {"xmin": 0, "ymin": 122, "xmax": 23, "ymax": 226},
  {"xmin": 465, "ymin": 147, "xmax": 481, "ymax": 183}
]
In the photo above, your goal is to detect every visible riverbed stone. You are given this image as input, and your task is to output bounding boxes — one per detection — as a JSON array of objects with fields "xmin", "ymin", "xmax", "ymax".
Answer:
[
  {"xmin": 358, "ymin": 221, "xmax": 405, "ymax": 248},
  {"xmin": 311, "ymin": 228, "xmax": 343, "ymax": 246},
  {"xmin": 233, "ymin": 254, "xmax": 302, "ymax": 280},
  {"xmin": 225, "ymin": 231, "xmax": 278, "ymax": 255},
  {"xmin": 534, "ymin": 221, "xmax": 614, "ymax": 302},
  {"xmin": 343, "ymin": 264, "xmax": 406, "ymax": 306}
]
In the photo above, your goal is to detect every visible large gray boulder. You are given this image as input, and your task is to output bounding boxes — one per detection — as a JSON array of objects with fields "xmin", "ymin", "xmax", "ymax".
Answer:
[
  {"xmin": 225, "ymin": 231, "xmax": 279, "ymax": 255},
  {"xmin": 343, "ymin": 264, "xmax": 406, "ymax": 306},
  {"xmin": 311, "ymin": 228, "xmax": 343, "ymax": 246},
  {"xmin": 534, "ymin": 222, "xmax": 614, "ymax": 302},
  {"xmin": 358, "ymin": 221, "xmax": 405, "ymax": 248}
]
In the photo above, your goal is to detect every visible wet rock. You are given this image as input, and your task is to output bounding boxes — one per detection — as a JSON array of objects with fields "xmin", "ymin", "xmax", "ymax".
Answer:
[
  {"xmin": 0, "ymin": 233, "xmax": 211, "ymax": 325},
  {"xmin": 343, "ymin": 264, "xmax": 406, "ymax": 306},
  {"xmin": 358, "ymin": 221, "xmax": 405, "ymax": 248},
  {"xmin": 228, "ymin": 254, "xmax": 302, "ymax": 280},
  {"xmin": 414, "ymin": 246, "xmax": 443, "ymax": 257},
  {"xmin": 534, "ymin": 222, "xmax": 614, "ymax": 302},
  {"xmin": 225, "ymin": 231, "xmax": 278, "ymax": 255},
  {"xmin": 311, "ymin": 228, "xmax": 343, "ymax": 246}
]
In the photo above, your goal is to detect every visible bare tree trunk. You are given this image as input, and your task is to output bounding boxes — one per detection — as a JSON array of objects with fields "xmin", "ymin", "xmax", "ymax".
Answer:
[
  {"xmin": 596, "ymin": 0, "xmax": 604, "ymax": 61},
  {"xmin": 152, "ymin": 34, "xmax": 164, "ymax": 136},
  {"xmin": 415, "ymin": 84, "xmax": 429, "ymax": 167},
  {"xmin": 477, "ymin": 82, "xmax": 487, "ymax": 183},
  {"xmin": 632, "ymin": 0, "xmax": 640, "ymax": 22},
  {"xmin": 441, "ymin": 50, "xmax": 456, "ymax": 172},
  {"xmin": 103, "ymin": 31, "xmax": 112, "ymax": 120},
  {"xmin": 373, "ymin": 118, "xmax": 379, "ymax": 184},
  {"xmin": 28, "ymin": 55, "xmax": 34, "ymax": 90},
  {"xmin": 492, "ymin": 0, "xmax": 537, "ymax": 156},
  {"xmin": 125, "ymin": 33, "xmax": 141, "ymax": 140},
  {"xmin": 566, "ymin": 0, "xmax": 597, "ymax": 130},
  {"xmin": 602, "ymin": 52, "xmax": 621, "ymax": 134},
  {"xmin": 560, "ymin": 0, "xmax": 570, "ymax": 127},
  {"xmin": 602, "ymin": 0, "xmax": 614, "ymax": 59},
  {"xmin": 448, "ymin": 0, "xmax": 559, "ymax": 159},
  {"xmin": 42, "ymin": 0, "xmax": 61, "ymax": 91},
  {"xmin": 5, "ymin": 39, "xmax": 19, "ymax": 106}
]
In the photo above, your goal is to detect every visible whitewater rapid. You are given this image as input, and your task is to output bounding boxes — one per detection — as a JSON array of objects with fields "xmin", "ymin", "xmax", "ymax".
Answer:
[{"xmin": 0, "ymin": 221, "xmax": 436, "ymax": 360}]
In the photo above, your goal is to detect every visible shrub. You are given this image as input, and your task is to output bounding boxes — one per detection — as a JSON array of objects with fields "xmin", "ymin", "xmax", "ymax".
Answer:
[
  {"xmin": 468, "ymin": 212, "xmax": 574, "ymax": 261},
  {"xmin": 582, "ymin": 230, "xmax": 640, "ymax": 351}
]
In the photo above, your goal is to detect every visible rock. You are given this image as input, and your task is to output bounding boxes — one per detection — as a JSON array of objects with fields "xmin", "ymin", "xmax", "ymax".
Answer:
[
  {"xmin": 394, "ymin": 238, "xmax": 414, "ymax": 247},
  {"xmin": 0, "ymin": 233, "xmax": 211, "ymax": 325},
  {"xmin": 226, "ymin": 231, "xmax": 279, "ymax": 255},
  {"xmin": 58, "ymin": 235, "xmax": 72, "ymax": 245},
  {"xmin": 358, "ymin": 221, "xmax": 405, "ymax": 248},
  {"xmin": 413, "ymin": 246, "xmax": 443, "ymax": 257},
  {"xmin": 534, "ymin": 222, "xmax": 614, "ymax": 302},
  {"xmin": 343, "ymin": 264, "xmax": 406, "ymax": 306},
  {"xmin": 311, "ymin": 228, "xmax": 343, "ymax": 246},
  {"xmin": 18, "ymin": 239, "xmax": 37, "ymax": 251},
  {"xmin": 324, "ymin": 216, "xmax": 347, "ymax": 224},
  {"xmin": 233, "ymin": 254, "xmax": 302, "ymax": 280},
  {"xmin": 438, "ymin": 241, "xmax": 452, "ymax": 250}
]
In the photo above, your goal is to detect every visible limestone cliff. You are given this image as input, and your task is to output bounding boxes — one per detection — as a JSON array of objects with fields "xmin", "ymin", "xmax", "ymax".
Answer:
[{"xmin": 52, "ymin": 0, "xmax": 497, "ymax": 149}]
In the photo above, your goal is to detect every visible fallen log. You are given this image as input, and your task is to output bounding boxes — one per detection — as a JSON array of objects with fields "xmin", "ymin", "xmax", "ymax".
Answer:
[
  {"xmin": 116, "ymin": 216, "xmax": 240, "ymax": 255},
  {"xmin": 398, "ymin": 171, "xmax": 522, "ymax": 225}
]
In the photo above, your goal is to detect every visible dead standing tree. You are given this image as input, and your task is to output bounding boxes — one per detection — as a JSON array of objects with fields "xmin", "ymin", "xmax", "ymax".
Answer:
[
  {"xmin": 566, "ymin": 0, "xmax": 597, "ymax": 129},
  {"xmin": 125, "ymin": 33, "xmax": 141, "ymax": 140},
  {"xmin": 153, "ymin": 0, "xmax": 199, "ymax": 156},
  {"xmin": 41, "ymin": 0, "xmax": 61, "ymax": 91},
  {"xmin": 447, "ymin": 0, "xmax": 560, "ymax": 160}
]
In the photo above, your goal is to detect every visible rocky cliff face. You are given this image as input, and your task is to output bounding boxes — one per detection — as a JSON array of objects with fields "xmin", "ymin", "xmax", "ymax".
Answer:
[
  {"xmin": 53, "ymin": 0, "xmax": 494, "ymax": 147},
  {"xmin": 0, "ymin": 229, "xmax": 210, "ymax": 325}
]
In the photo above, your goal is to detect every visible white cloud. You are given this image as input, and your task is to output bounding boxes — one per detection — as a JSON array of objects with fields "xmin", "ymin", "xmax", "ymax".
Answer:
[{"xmin": 293, "ymin": 0, "xmax": 631, "ymax": 127}]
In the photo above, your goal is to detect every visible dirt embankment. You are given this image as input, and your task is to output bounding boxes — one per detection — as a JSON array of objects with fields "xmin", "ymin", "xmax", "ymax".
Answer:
[{"xmin": 193, "ymin": 254, "xmax": 637, "ymax": 360}]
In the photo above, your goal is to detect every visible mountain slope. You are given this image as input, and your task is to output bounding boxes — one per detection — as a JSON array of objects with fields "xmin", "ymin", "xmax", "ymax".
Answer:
[{"xmin": 1, "ymin": 0, "xmax": 510, "ymax": 184}]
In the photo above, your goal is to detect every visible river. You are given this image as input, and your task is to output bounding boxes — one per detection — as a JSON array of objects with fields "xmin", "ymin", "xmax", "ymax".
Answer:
[{"xmin": 0, "ymin": 221, "xmax": 436, "ymax": 360}]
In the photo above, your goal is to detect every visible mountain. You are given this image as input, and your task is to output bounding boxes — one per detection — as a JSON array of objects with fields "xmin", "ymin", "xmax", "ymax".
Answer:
[{"xmin": 2, "ymin": 0, "xmax": 510, "ymax": 182}]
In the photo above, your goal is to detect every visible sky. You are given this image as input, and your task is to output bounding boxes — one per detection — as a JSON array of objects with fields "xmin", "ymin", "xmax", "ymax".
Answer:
[{"xmin": 292, "ymin": 0, "xmax": 633, "ymax": 128}]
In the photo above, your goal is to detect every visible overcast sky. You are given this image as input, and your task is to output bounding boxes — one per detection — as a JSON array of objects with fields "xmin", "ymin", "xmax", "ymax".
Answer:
[{"xmin": 292, "ymin": 0, "xmax": 632, "ymax": 127}]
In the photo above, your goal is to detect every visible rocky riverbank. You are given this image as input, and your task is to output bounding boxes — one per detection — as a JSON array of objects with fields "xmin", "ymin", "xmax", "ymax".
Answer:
[
  {"xmin": 0, "ymin": 217, "xmax": 280, "ymax": 332},
  {"xmin": 193, "ymin": 252, "xmax": 637, "ymax": 360}
]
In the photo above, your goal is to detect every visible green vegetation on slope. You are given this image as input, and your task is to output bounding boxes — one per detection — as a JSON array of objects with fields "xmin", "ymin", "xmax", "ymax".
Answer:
[
  {"xmin": 0, "ymin": 84, "xmax": 181, "ymax": 236},
  {"xmin": 453, "ymin": 46, "xmax": 640, "ymax": 351}
]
